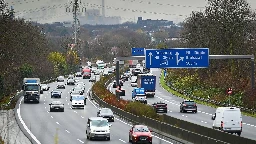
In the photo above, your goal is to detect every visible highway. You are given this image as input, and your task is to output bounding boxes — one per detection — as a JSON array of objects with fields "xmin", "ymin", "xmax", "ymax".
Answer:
[
  {"xmin": 18, "ymin": 71, "xmax": 172, "ymax": 144},
  {"xmin": 109, "ymin": 68, "xmax": 256, "ymax": 140}
]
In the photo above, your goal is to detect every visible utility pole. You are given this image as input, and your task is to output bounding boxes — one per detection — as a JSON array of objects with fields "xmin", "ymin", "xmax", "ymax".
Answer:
[{"xmin": 66, "ymin": 0, "xmax": 86, "ymax": 48}]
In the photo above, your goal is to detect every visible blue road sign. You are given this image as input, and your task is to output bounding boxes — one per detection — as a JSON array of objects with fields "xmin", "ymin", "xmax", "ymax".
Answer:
[
  {"xmin": 145, "ymin": 48, "xmax": 209, "ymax": 68},
  {"xmin": 131, "ymin": 48, "xmax": 145, "ymax": 56}
]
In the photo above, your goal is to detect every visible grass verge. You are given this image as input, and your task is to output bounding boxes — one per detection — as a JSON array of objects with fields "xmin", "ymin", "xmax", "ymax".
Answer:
[{"xmin": 159, "ymin": 71, "xmax": 256, "ymax": 118}]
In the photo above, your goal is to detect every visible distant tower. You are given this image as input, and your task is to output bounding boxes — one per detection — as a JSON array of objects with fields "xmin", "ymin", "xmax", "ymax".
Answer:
[{"xmin": 102, "ymin": 0, "xmax": 105, "ymax": 17}]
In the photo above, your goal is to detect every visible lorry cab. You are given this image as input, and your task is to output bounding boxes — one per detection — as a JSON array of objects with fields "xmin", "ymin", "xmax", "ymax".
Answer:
[
  {"xmin": 132, "ymin": 88, "xmax": 145, "ymax": 99},
  {"xmin": 212, "ymin": 107, "xmax": 242, "ymax": 136}
]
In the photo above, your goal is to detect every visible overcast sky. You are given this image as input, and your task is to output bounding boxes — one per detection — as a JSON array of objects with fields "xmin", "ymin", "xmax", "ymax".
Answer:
[{"xmin": 6, "ymin": 0, "xmax": 256, "ymax": 24}]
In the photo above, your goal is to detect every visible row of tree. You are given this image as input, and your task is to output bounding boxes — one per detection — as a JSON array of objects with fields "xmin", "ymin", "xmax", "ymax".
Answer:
[
  {"xmin": 0, "ymin": 1, "xmax": 79, "ymax": 101},
  {"xmin": 164, "ymin": 0, "xmax": 256, "ymax": 108}
]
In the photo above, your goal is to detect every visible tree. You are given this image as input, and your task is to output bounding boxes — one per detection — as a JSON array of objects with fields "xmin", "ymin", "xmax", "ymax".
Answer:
[
  {"xmin": 48, "ymin": 52, "xmax": 67, "ymax": 76},
  {"xmin": 153, "ymin": 30, "xmax": 168, "ymax": 43}
]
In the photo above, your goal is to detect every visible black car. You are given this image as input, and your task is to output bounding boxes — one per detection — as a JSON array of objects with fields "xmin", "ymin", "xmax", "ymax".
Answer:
[
  {"xmin": 180, "ymin": 100, "xmax": 197, "ymax": 113},
  {"xmin": 51, "ymin": 90, "xmax": 62, "ymax": 98},
  {"xmin": 132, "ymin": 68, "xmax": 142, "ymax": 76},
  {"xmin": 97, "ymin": 108, "xmax": 114, "ymax": 122},
  {"xmin": 152, "ymin": 102, "xmax": 167, "ymax": 113},
  {"xmin": 49, "ymin": 101, "xmax": 64, "ymax": 112},
  {"xmin": 112, "ymin": 81, "xmax": 117, "ymax": 88}
]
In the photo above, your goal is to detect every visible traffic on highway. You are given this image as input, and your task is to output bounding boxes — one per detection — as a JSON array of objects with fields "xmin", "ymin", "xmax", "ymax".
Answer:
[{"xmin": 18, "ymin": 64, "xmax": 172, "ymax": 144}]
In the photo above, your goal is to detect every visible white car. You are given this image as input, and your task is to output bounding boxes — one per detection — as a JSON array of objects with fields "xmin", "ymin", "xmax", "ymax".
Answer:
[
  {"xmin": 86, "ymin": 117, "xmax": 111, "ymax": 140},
  {"xmin": 71, "ymin": 95, "xmax": 85, "ymax": 109},
  {"xmin": 67, "ymin": 78, "xmax": 75, "ymax": 85},
  {"xmin": 41, "ymin": 84, "xmax": 50, "ymax": 91}
]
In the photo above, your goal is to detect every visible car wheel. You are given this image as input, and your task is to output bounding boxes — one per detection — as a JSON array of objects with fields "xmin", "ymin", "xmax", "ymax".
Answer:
[
  {"xmin": 179, "ymin": 109, "xmax": 182, "ymax": 113},
  {"xmin": 194, "ymin": 110, "xmax": 197, "ymax": 113},
  {"xmin": 62, "ymin": 109, "xmax": 64, "ymax": 112},
  {"xmin": 87, "ymin": 135, "xmax": 89, "ymax": 139},
  {"xmin": 50, "ymin": 109, "xmax": 52, "ymax": 112},
  {"xmin": 106, "ymin": 137, "xmax": 110, "ymax": 141},
  {"xmin": 237, "ymin": 132, "xmax": 241, "ymax": 136}
]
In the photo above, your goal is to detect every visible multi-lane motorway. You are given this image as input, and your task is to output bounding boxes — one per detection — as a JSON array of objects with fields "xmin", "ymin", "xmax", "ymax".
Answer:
[
  {"xmin": 110, "ymin": 68, "xmax": 256, "ymax": 140},
  {"xmin": 17, "ymin": 72, "xmax": 172, "ymax": 144}
]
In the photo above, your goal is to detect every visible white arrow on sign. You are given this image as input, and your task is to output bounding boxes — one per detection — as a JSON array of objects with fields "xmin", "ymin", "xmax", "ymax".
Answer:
[
  {"xmin": 163, "ymin": 56, "xmax": 168, "ymax": 59},
  {"xmin": 155, "ymin": 56, "xmax": 159, "ymax": 59},
  {"xmin": 148, "ymin": 52, "xmax": 153, "ymax": 65}
]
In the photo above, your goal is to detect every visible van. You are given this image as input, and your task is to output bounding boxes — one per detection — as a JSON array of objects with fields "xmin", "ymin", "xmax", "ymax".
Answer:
[
  {"xmin": 86, "ymin": 117, "xmax": 111, "ymax": 140},
  {"xmin": 211, "ymin": 107, "xmax": 242, "ymax": 136},
  {"xmin": 131, "ymin": 76, "xmax": 137, "ymax": 87}
]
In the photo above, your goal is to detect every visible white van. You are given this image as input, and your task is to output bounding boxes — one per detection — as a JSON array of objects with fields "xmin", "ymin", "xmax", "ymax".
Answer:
[
  {"xmin": 86, "ymin": 117, "xmax": 111, "ymax": 140},
  {"xmin": 130, "ymin": 76, "xmax": 137, "ymax": 87},
  {"xmin": 211, "ymin": 107, "xmax": 242, "ymax": 136}
]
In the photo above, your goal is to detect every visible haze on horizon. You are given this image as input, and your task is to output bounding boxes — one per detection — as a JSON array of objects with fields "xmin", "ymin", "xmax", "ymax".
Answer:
[{"xmin": 6, "ymin": 0, "xmax": 256, "ymax": 24}]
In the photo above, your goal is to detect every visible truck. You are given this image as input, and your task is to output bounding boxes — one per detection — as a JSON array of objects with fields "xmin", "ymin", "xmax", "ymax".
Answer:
[
  {"xmin": 22, "ymin": 78, "xmax": 41, "ymax": 103},
  {"xmin": 137, "ymin": 74, "xmax": 156, "ymax": 97},
  {"xmin": 129, "ymin": 60, "xmax": 138, "ymax": 68},
  {"xmin": 82, "ymin": 68, "xmax": 91, "ymax": 79},
  {"xmin": 132, "ymin": 88, "xmax": 147, "ymax": 104}
]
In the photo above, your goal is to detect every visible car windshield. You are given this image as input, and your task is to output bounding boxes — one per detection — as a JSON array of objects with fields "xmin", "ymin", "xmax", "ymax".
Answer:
[
  {"xmin": 91, "ymin": 119, "xmax": 108, "ymax": 127},
  {"xmin": 184, "ymin": 101, "xmax": 195, "ymax": 105},
  {"xmin": 100, "ymin": 109, "xmax": 113, "ymax": 115},
  {"xmin": 134, "ymin": 126, "xmax": 149, "ymax": 132},
  {"xmin": 41, "ymin": 84, "xmax": 47, "ymax": 87},
  {"xmin": 72, "ymin": 96, "xmax": 84, "ymax": 100},
  {"xmin": 58, "ymin": 82, "xmax": 64, "ymax": 85},
  {"xmin": 58, "ymin": 76, "xmax": 64, "ymax": 80},
  {"xmin": 53, "ymin": 91, "xmax": 59, "ymax": 93},
  {"xmin": 25, "ymin": 85, "xmax": 39, "ymax": 91},
  {"xmin": 74, "ymin": 87, "xmax": 82, "ymax": 90},
  {"xmin": 52, "ymin": 101, "xmax": 62, "ymax": 105}
]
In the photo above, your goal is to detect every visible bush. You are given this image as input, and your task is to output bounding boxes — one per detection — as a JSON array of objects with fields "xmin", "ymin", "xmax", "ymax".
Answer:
[
  {"xmin": 92, "ymin": 72, "xmax": 159, "ymax": 120},
  {"xmin": 0, "ymin": 136, "xmax": 4, "ymax": 144}
]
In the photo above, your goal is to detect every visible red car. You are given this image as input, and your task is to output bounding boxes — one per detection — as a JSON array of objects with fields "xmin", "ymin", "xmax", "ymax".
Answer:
[{"xmin": 129, "ymin": 125, "xmax": 152, "ymax": 144}]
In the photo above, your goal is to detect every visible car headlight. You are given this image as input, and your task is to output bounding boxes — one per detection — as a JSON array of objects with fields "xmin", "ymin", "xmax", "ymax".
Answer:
[{"xmin": 93, "ymin": 130, "xmax": 96, "ymax": 132}]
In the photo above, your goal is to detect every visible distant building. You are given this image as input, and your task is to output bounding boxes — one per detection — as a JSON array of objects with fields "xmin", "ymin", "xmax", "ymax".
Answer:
[{"xmin": 137, "ymin": 17, "xmax": 173, "ymax": 27}]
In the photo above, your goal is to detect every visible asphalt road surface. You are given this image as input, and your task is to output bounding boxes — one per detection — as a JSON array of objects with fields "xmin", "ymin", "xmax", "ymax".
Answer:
[
  {"xmin": 110, "ymin": 68, "xmax": 256, "ymax": 141},
  {"xmin": 19, "ymin": 70, "xmax": 172, "ymax": 144}
]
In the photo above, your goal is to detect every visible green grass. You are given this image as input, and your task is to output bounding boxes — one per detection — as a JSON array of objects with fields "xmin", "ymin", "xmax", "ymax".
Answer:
[{"xmin": 159, "ymin": 71, "xmax": 256, "ymax": 118}]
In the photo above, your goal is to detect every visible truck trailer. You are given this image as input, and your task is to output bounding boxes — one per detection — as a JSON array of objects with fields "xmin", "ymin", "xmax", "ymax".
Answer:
[
  {"xmin": 23, "ymin": 78, "xmax": 41, "ymax": 103},
  {"xmin": 137, "ymin": 74, "xmax": 156, "ymax": 97}
]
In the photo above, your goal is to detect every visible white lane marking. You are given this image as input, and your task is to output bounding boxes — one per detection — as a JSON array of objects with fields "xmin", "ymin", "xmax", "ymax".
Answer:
[
  {"xmin": 74, "ymin": 111, "xmax": 77, "ymax": 113},
  {"xmin": 17, "ymin": 97, "xmax": 42, "ymax": 144},
  {"xmin": 81, "ymin": 116, "xmax": 84, "ymax": 118},
  {"xmin": 68, "ymin": 103, "xmax": 69, "ymax": 105},
  {"xmin": 56, "ymin": 122, "xmax": 60, "ymax": 125},
  {"xmin": 77, "ymin": 139, "xmax": 84, "ymax": 143},
  {"xmin": 152, "ymin": 134, "xmax": 173, "ymax": 143},
  {"xmin": 51, "ymin": 116, "xmax": 53, "ymax": 118},
  {"xmin": 44, "ymin": 100, "xmax": 45, "ymax": 101},
  {"xmin": 66, "ymin": 99, "xmax": 67, "ymax": 101},
  {"xmin": 45, "ymin": 107, "xmax": 46, "ymax": 109},
  {"xmin": 44, "ymin": 103, "xmax": 45, "ymax": 104},
  {"xmin": 65, "ymin": 130, "xmax": 70, "ymax": 133},
  {"xmin": 66, "ymin": 97, "xmax": 67, "ymax": 99},
  {"xmin": 119, "ymin": 139, "xmax": 126, "ymax": 143},
  {"xmin": 47, "ymin": 111, "xmax": 49, "ymax": 113},
  {"xmin": 45, "ymin": 97, "xmax": 46, "ymax": 99}
]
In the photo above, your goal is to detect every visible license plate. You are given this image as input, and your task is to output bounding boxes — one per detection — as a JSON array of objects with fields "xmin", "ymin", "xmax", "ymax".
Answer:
[
  {"xmin": 159, "ymin": 109, "xmax": 163, "ymax": 110},
  {"xmin": 55, "ymin": 108, "xmax": 59, "ymax": 109},
  {"xmin": 141, "ymin": 138, "xmax": 146, "ymax": 140}
]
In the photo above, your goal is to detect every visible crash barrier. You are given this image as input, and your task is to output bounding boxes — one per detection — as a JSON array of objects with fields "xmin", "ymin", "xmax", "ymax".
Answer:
[
  {"xmin": 163, "ymin": 76, "xmax": 256, "ymax": 114},
  {"xmin": 100, "ymin": 76, "xmax": 256, "ymax": 144}
]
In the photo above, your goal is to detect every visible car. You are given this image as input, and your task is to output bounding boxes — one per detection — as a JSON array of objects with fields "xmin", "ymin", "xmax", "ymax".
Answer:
[
  {"xmin": 97, "ymin": 108, "xmax": 114, "ymax": 122},
  {"xmin": 67, "ymin": 78, "xmax": 75, "ymax": 85},
  {"xmin": 86, "ymin": 117, "xmax": 111, "ymax": 140},
  {"xmin": 75, "ymin": 72, "xmax": 82, "ymax": 77},
  {"xmin": 41, "ymin": 84, "xmax": 50, "ymax": 91},
  {"xmin": 70, "ymin": 89, "xmax": 83, "ymax": 95},
  {"xmin": 49, "ymin": 101, "xmax": 64, "ymax": 112},
  {"xmin": 71, "ymin": 95, "xmax": 86, "ymax": 109},
  {"xmin": 57, "ymin": 82, "xmax": 65, "ymax": 89},
  {"xmin": 103, "ymin": 70, "xmax": 109, "ymax": 76},
  {"xmin": 129, "ymin": 125, "xmax": 152, "ymax": 144},
  {"xmin": 76, "ymin": 85, "xmax": 85, "ymax": 92},
  {"xmin": 131, "ymin": 76, "xmax": 137, "ymax": 87},
  {"xmin": 108, "ymin": 69, "xmax": 113, "ymax": 74},
  {"xmin": 152, "ymin": 102, "xmax": 167, "ymax": 113},
  {"xmin": 119, "ymin": 80, "xmax": 123, "ymax": 86},
  {"xmin": 76, "ymin": 82, "xmax": 85, "ymax": 86},
  {"xmin": 74, "ymin": 77, "xmax": 79, "ymax": 83},
  {"xmin": 68, "ymin": 74, "xmax": 74, "ymax": 79},
  {"xmin": 180, "ymin": 100, "xmax": 197, "ymax": 113},
  {"xmin": 132, "ymin": 68, "xmax": 142, "ymax": 76},
  {"xmin": 57, "ymin": 76, "xmax": 65, "ymax": 82},
  {"xmin": 89, "ymin": 76, "xmax": 96, "ymax": 82},
  {"xmin": 112, "ymin": 81, "xmax": 117, "ymax": 88},
  {"xmin": 71, "ymin": 87, "xmax": 84, "ymax": 94},
  {"xmin": 51, "ymin": 89, "xmax": 62, "ymax": 98},
  {"xmin": 94, "ymin": 70, "xmax": 101, "ymax": 75}
]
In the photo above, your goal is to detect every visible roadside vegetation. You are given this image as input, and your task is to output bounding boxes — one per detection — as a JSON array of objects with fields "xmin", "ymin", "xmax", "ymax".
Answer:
[
  {"xmin": 0, "ymin": 1, "xmax": 79, "ymax": 109},
  {"xmin": 92, "ymin": 74, "xmax": 160, "ymax": 120},
  {"xmin": 158, "ymin": 0, "xmax": 256, "ymax": 113}
]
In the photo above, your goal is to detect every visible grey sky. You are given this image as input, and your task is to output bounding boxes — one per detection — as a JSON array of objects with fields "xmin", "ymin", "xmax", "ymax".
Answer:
[{"xmin": 7, "ymin": 0, "xmax": 256, "ymax": 24}]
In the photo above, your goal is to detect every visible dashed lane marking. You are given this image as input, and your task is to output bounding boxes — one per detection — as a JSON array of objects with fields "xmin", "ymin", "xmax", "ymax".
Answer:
[
  {"xmin": 56, "ymin": 122, "xmax": 60, "ymax": 125},
  {"xmin": 43, "ymin": 103, "xmax": 45, "ymax": 104},
  {"xmin": 81, "ymin": 116, "xmax": 84, "ymax": 118},
  {"xmin": 51, "ymin": 116, "xmax": 53, "ymax": 118},
  {"xmin": 65, "ymin": 130, "xmax": 70, "ymax": 133},
  {"xmin": 45, "ymin": 107, "xmax": 46, "ymax": 109},
  {"xmin": 77, "ymin": 139, "xmax": 84, "ymax": 143},
  {"xmin": 201, "ymin": 121, "xmax": 207, "ymax": 124},
  {"xmin": 119, "ymin": 139, "xmax": 126, "ymax": 143}
]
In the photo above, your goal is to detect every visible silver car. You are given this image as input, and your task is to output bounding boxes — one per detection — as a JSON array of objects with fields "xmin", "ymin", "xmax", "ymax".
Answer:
[
  {"xmin": 57, "ymin": 82, "xmax": 65, "ymax": 89},
  {"xmin": 49, "ymin": 101, "xmax": 64, "ymax": 112}
]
